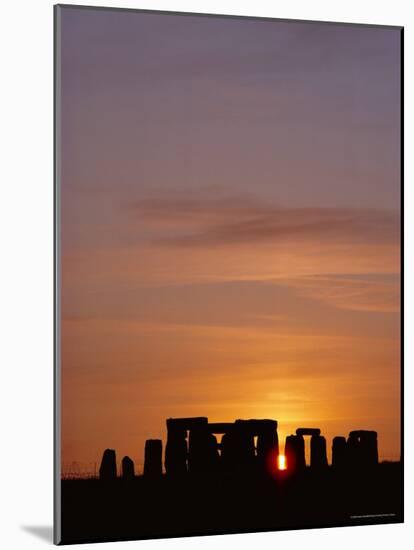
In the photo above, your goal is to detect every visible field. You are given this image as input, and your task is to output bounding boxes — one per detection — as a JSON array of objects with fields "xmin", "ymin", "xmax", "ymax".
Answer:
[{"xmin": 60, "ymin": 462, "xmax": 402, "ymax": 545}]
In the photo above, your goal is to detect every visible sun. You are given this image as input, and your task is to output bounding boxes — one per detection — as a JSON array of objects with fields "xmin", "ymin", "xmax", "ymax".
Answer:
[{"xmin": 277, "ymin": 454, "xmax": 287, "ymax": 470}]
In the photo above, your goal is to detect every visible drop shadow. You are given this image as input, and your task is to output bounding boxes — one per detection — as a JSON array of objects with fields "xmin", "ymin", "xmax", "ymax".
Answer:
[{"xmin": 21, "ymin": 525, "xmax": 53, "ymax": 543}]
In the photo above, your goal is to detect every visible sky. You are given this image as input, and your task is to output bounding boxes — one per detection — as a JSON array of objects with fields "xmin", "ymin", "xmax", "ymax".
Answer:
[{"xmin": 58, "ymin": 6, "xmax": 401, "ymax": 474}]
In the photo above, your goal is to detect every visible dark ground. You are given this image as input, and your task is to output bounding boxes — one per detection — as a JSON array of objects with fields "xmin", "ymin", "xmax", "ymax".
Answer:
[{"xmin": 59, "ymin": 462, "xmax": 402, "ymax": 545}]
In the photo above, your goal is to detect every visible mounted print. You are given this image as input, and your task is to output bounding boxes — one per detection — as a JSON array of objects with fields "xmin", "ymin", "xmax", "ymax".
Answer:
[{"xmin": 54, "ymin": 4, "xmax": 403, "ymax": 545}]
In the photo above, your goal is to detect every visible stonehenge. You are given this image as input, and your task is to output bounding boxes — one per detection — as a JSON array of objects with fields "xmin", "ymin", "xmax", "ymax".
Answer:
[
  {"xmin": 165, "ymin": 417, "xmax": 279, "ymax": 476},
  {"xmin": 97, "ymin": 420, "xmax": 379, "ymax": 482},
  {"xmin": 163, "ymin": 422, "xmax": 377, "ymax": 477},
  {"xmin": 283, "ymin": 428, "xmax": 378, "ymax": 472},
  {"xmin": 285, "ymin": 429, "xmax": 328, "ymax": 471},
  {"xmin": 331, "ymin": 430, "xmax": 378, "ymax": 470}
]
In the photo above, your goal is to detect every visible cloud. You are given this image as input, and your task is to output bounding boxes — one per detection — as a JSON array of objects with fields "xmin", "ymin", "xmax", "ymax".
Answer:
[
  {"xmin": 279, "ymin": 273, "xmax": 400, "ymax": 313},
  {"xmin": 130, "ymin": 197, "xmax": 400, "ymax": 248}
]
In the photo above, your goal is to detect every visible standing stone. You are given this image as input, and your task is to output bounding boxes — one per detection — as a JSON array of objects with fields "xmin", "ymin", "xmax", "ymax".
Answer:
[
  {"xmin": 234, "ymin": 421, "xmax": 256, "ymax": 469},
  {"xmin": 165, "ymin": 428, "xmax": 188, "ymax": 477},
  {"xmin": 347, "ymin": 430, "xmax": 378, "ymax": 469},
  {"xmin": 358, "ymin": 431, "xmax": 378, "ymax": 467},
  {"xmin": 164, "ymin": 417, "xmax": 209, "ymax": 477},
  {"xmin": 285, "ymin": 435, "xmax": 306, "ymax": 471},
  {"xmin": 332, "ymin": 436, "xmax": 347, "ymax": 469},
  {"xmin": 221, "ymin": 424, "xmax": 255, "ymax": 472},
  {"xmin": 220, "ymin": 430, "xmax": 236, "ymax": 471},
  {"xmin": 257, "ymin": 421, "xmax": 279, "ymax": 471},
  {"xmin": 121, "ymin": 455, "xmax": 135, "ymax": 480},
  {"xmin": 188, "ymin": 428, "xmax": 219, "ymax": 474},
  {"xmin": 285, "ymin": 436, "xmax": 296, "ymax": 470},
  {"xmin": 144, "ymin": 439, "xmax": 163, "ymax": 478},
  {"xmin": 295, "ymin": 434, "xmax": 306, "ymax": 469},
  {"xmin": 310, "ymin": 434, "xmax": 328, "ymax": 469},
  {"xmin": 347, "ymin": 432, "xmax": 361, "ymax": 469},
  {"xmin": 99, "ymin": 449, "xmax": 117, "ymax": 480}
]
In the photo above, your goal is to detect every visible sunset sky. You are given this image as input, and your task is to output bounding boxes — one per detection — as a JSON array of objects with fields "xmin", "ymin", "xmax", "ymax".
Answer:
[{"xmin": 58, "ymin": 7, "xmax": 401, "ymax": 473}]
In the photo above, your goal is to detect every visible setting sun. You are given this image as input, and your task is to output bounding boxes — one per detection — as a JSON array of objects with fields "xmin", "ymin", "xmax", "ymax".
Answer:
[{"xmin": 278, "ymin": 454, "xmax": 287, "ymax": 470}]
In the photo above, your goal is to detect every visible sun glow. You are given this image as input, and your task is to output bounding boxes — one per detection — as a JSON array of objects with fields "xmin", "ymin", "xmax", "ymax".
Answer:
[{"xmin": 278, "ymin": 454, "xmax": 287, "ymax": 470}]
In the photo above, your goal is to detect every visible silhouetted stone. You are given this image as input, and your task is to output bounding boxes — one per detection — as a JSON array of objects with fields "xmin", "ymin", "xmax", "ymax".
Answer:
[
  {"xmin": 165, "ymin": 418, "xmax": 210, "ymax": 476},
  {"xmin": 284, "ymin": 436, "xmax": 296, "ymax": 470},
  {"xmin": 332, "ymin": 436, "xmax": 347, "ymax": 468},
  {"xmin": 349, "ymin": 430, "xmax": 375, "ymax": 438},
  {"xmin": 348, "ymin": 430, "xmax": 378, "ymax": 468},
  {"xmin": 285, "ymin": 435, "xmax": 305, "ymax": 471},
  {"xmin": 208, "ymin": 422, "xmax": 235, "ymax": 434},
  {"xmin": 144, "ymin": 439, "xmax": 162, "ymax": 478},
  {"xmin": 257, "ymin": 422, "xmax": 279, "ymax": 470},
  {"xmin": 165, "ymin": 426, "xmax": 188, "ymax": 477},
  {"xmin": 362, "ymin": 431, "xmax": 378, "ymax": 466},
  {"xmin": 239, "ymin": 435, "xmax": 256, "ymax": 468},
  {"xmin": 235, "ymin": 422, "xmax": 257, "ymax": 468},
  {"xmin": 221, "ymin": 424, "xmax": 255, "ymax": 472},
  {"xmin": 99, "ymin": 449, "xmax": 117, "ymax": 480},
  {"xmin": 188, "ymin": 427, "xmax": 219, "ymax": 474},
  {"xmin": 121, "ymin": 456, "xmax": 135, "ymax": 480},
  {"xmin": 310, "ymin": 435, "xmax": 328, "ymax": 468},
  {"xmin": 296, "ymin": 428, "xmax": 321, "ymax": 437},
  {"xmin": 212, "ymin": 419, "xmax": 279, "ymax": 473},
  {"xmin": 220, "ymin": 430, "xmax": 236, "ymax": 471},
  {"xmin": 235, "ymin": 419, "xmax": 278, "ymax": 433},
  {"xmin": 166, "ymin": 417, "xmax": 208, "ymax": 431},
  {"xmin": 347, "ymin": 432, "xmax": 361, "ymax": 468}
]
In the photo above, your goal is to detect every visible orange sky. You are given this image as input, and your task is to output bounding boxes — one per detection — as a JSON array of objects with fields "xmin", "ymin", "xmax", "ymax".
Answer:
[
  {"xmin": 61, "ymin": 233, "xmax": 400, "ymax": 472},
  {"xmin": 58, "ymin": 8, "xmax": 401, "ymax": 474}
]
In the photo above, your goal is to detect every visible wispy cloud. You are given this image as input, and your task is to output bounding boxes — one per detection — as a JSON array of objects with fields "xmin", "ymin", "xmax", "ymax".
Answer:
[
  {"xmin": 279, "ymin": 273, "xmax": 400, "ymax": 313},
  {"xmin": 130, "ymin": 197, "xmax": 399, "ymax": 248}
]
